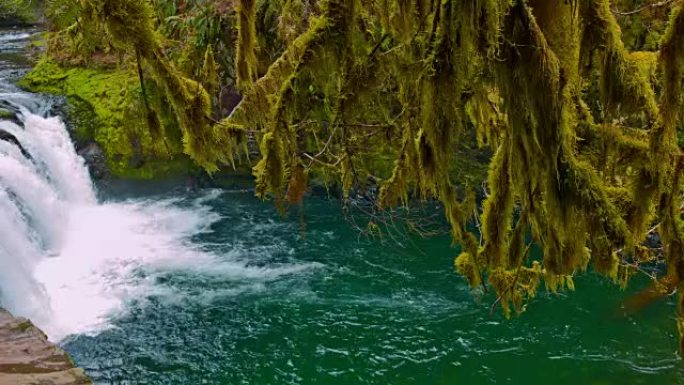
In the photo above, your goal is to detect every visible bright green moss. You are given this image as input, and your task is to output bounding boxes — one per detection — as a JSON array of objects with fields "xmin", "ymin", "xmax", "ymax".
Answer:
[
  {"xmin": 19, "ymin": 59, "xmax": 198, "ymax": 179},
  {"xmin": 0, "ymin": 109, "xmax": 15, "ymax": 120},
  {"xmin": 236, "ymin": 0, "xmax": 258, "ymax": 91}
]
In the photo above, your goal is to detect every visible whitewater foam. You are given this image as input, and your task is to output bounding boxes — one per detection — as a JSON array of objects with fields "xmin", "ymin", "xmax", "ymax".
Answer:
[
  {"xmin": 0, "ymin": 108, "xmax": 318, "ymax": 342},
  {"xmin": 33, "ymin": 196, "xmax": 224, "ymax": 340}
]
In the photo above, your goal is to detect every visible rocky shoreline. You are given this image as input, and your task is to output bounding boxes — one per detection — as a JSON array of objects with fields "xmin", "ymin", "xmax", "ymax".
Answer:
[{"xmin": 0, "ymin": 308, "xmax": 92, "ymax": 385}]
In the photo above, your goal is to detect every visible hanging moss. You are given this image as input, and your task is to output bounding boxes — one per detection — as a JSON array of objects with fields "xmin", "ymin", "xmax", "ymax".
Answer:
[
  {"xmin": 218, "ymin": 9, "xmax": 332, "ymax": 133},
  {"xmin": 639, "ymin": 8, "xmax": 684, "ymax": 345},
  {"xmin": 580, "ymin": 0, "xmax": 659, "ymax": 121},
  {"xmin": 480, "ymin": 139, "xmax": 514, "ymax": 268},
  {"xmin": 455, "ymin": 251, "xmax": 482, "ymax": 289},
  {"xmin": 78, "ymin": 0, "xmax": 242, "ymax": 172},
  {"xmin": 202, "ymin": 47, "xmax": 220, "ymax": 100},
  {"xmin": 236, "ymin": 0, "xmax": 258, "ymax": 91},
  {"xmin": 209, "ymin": 1, "xmax": 684, "ymax": 336},
  {"xmin": 40, "ymin": 0, "xmax": 684, "ymax": 360}
]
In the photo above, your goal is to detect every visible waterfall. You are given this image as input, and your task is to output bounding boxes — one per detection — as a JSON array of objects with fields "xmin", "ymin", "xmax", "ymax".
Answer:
[
  {"xmin": 0, "ymin": 100, "xmax": 310, "ymax": 342},
  {"xmin": 0, "ymin": 97, "xmax": 212, "ymax": 340},
  {"xmin": 0, "ymin": 88, "xmax": 228, "ymax": 342},
  {"xmin": 0, "ymin": 101, "xmax": 200, "ymax": 340},
  {"xmin": 2, "ymin": 114, "xmax": 96, "ymax": 204},
  {"xmin": 0, "ymin": 107, "xmax": 96, "ymax": 333}
]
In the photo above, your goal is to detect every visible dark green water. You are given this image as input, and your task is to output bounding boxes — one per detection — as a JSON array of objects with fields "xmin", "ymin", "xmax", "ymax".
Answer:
[{"xmin": 63, "ymin": 182, "xmax": 684, "ymax": 385}]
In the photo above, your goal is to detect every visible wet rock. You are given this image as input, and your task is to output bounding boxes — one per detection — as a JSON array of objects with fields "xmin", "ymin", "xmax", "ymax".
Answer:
[
  {"xmin": 77, "ymin": 142, "xmax": 109, "ymax": 180},
  {"xmin": 0, "ymin": 104, "xmax": 21, "ymax": 125},
  {"xmin": 0, "ymin": 128, "xmax": 31, "ymax": 159},
  {"xmin": 0, "ymin": 308, "xmax": 92, "ymax": 385},
  {"xmin": 0, "ymin": 108, "xmax": 15, "ymax": 120},
  {"xmin": 127, "ymin": 136, "xmax": 144, "ymax": 170}
]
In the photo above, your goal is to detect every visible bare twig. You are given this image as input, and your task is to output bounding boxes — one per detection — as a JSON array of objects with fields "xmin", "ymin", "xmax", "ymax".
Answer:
[{"xmin": 612, "ymin": 0, "xmax": 678, "ymax": 16}]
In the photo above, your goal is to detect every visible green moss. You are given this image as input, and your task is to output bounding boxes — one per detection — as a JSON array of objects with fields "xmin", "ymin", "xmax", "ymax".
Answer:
[
  {"xmin": 0, "ymin": 109, "xmax": 15, "ymax": 120},
  {"xmin": 0, "ymin": 0, "xmax": 39, "ymax": 26},
  {"xmin": 236, "ymin": 0, "xmax": 259, "ymax": 91},
  {"xmin": 19, "ymin": 59, "xmax": 198, "ymax": 179}
]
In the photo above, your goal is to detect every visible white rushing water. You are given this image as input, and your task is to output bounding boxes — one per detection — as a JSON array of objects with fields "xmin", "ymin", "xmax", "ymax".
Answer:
[
  {"xmin": 0, "ymin": 106, "xmax": 230, "ymax": 341},
  {"xmin": 0, "ymin": 89, "xmax": 317, "ymax": 343},
  {"xmin": 0, "ymin": 31, "xmax": 230, "ymax": 340}
]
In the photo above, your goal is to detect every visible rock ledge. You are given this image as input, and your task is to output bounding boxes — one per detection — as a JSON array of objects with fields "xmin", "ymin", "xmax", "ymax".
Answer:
[{"xmin": 0, "ymin": 308, "xmax": 92, "ymax": 385}]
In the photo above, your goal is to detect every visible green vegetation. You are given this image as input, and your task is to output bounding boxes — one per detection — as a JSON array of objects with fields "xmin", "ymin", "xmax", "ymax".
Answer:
[
  {"xmin": 20, "ymin": 59, "xmax": 197, "ymax": 178},
  {"xmin": 27, "ymin": 0, "xmax": 684, "ymax": 359},
  {"xmin": 0, "ymin": 0, "xmax": 37, "ymax": 24},
  {"xmin": 0, "ymin": 109, "xmax": 14, "ymax": 120}
]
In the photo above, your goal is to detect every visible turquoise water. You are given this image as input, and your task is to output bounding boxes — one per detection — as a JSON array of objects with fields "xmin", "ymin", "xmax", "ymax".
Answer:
[{"xmin": 61, "ymin": 181, "xmax": 683, "ymax": 385}]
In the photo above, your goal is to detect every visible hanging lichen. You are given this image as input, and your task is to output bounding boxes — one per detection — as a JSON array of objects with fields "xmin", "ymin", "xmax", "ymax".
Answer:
[
  {"xmin": 77, "ymin": 0, "xmax": 242, "ymax": 172},
  {"xmin": 236, "ymin": 0, "xmax": 258, "ymax": 91},
  {"xmin": 43, "ymin": 0, "xmax": 684, "ymax": 360}
]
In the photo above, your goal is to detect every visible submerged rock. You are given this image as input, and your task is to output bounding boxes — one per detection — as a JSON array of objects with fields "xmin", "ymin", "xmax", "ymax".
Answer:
[
  {"xmin": 0, "ymin": 105, "xmax": 20, "ymax": 125},
  {"xmin": 0, "ymin": 308, "xmax": 92, "ymax": 385}
]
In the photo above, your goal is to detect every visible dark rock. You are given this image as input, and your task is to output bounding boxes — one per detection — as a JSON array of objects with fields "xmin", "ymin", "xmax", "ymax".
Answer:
[
  {"xmin": 127, "ymin": 136, "xmax": 144, "ymax": 170},
  {"xmin": 0, "ymin": 128, "xmax": 31, "ymax": 159},
  {"xmin": 0, "ymin": 103, "xmax": 21, "ymax": 125},
  {"xmin": 217, "ymin": 88, "xmax": 242, "ymax": 118},
  {"xmin": 77, "ymin": 142, "xmax": 109, "ymax": 180}
]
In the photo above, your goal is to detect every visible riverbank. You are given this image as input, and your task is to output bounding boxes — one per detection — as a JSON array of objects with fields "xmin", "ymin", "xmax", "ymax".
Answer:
[{"xmin": 0, "ymin": 308, "xmax": 91, "ymax": 385}]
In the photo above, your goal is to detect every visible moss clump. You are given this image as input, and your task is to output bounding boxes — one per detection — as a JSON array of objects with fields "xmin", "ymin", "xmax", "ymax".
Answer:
[
  {"xmin": 0, "ymin": 109, "xmax": 15, "ymax": 120},
  {"xmin": 0, "ymin": 0, "xmax": 39, "ymax": 26},
  {"xmin": 19, "ymin": 59, "xmax": 198, "ymax": 179}
]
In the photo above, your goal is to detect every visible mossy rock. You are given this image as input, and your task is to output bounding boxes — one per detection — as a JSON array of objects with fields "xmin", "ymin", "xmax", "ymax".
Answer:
[
  {"xmin": 0, "ymin": 109, "xmax": 15, "ymax": 120},
  {"xmin": 19, "ymin": 59, "xmax": 200, "ymax": 179}
]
